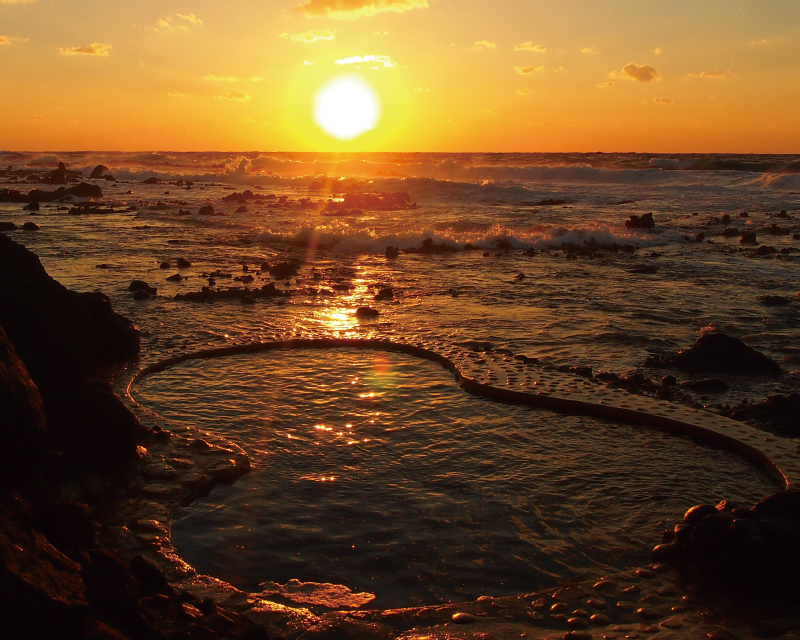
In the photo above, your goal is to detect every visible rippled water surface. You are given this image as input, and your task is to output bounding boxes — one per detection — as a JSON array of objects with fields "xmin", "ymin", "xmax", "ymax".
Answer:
[{"xmin": 137, "ymin": 349, "xmax": 778, "ymax": 609}]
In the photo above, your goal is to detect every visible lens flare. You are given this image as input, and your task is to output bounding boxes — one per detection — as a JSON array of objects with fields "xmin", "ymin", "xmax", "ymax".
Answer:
[{"xmin": 314, "ymin": 76, "xmax": 380, "ymax": 140}]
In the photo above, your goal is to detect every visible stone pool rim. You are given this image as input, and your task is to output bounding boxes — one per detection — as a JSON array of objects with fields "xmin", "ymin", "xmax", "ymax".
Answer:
[{"xmin": 126, "ymin": 337, "xmax": 794, "ymax": 490}]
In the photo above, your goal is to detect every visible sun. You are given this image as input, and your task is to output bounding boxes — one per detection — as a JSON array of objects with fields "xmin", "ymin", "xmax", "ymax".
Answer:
[{"xmin": 314, "ymin": 76, "xmax": 380, "ymax": 140}]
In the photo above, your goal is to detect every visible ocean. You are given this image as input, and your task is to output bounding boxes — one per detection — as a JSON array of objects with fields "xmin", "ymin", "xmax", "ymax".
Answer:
[{"xmin": 1, "ymin": 150, "xmax": 798, "ymax": 608}]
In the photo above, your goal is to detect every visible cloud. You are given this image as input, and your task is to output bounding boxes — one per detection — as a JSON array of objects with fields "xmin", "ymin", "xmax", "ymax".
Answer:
[
  {"xmin": 414, "ymin": 86, "xmax": 423, "ymax": 92},
  {"xmin": 216, "ymin": 90, "xmax": 251, "ymax": 102},
  {"xmin": 516, "ymin": 88, "xmax": 533, "ymax": 95},
  {"xmin": 610, "ymin": 63, "xmax": 661, "ymax": 82},
  {"xmin": 480, "ymin": 108, "xmax": 499, "ymax": 114},
  {"xmin": 596, "ymin": 81, "xmax": 614, "ymax": 88},
  {"xmin": 1, "ymin": 0, "xmax": 35, "ymax": 3},
  {"xmin": 281, "ymin": 29, "xmax": 336, "ymax": 42},
  {"xmin": 652, "ymin": 47, "xmax": 663, "ymax": 55},
  {"xmin": 335, "ymin": 54, "xmax": 395, "ymax": 67},
  {"xmin": 156, "ymin": 13, "xmax": 203, "ymax": 33},
  {"xmin": 515, "ymin": 42, "xmax": 545, "ymax": 52},
  {"xmin": 686, "ymin": 70, "xmax": 726, "ymax": 79},
  {"xmin": 580, "ymin": 46, "xmax": 599, "ymax": 55},
  {"xmin": 469, "ymin": 40, "xmax": 496, "ymax": 51},
  {"xmin": 750, "ymin": 37, "xmax": 784, "ymax": 45},
  {"xmin": 168, "ymin": 91, "xmax": 185, "ymax": 98},
  {"xmin": 653, "ymin": 97, "xmax": 673, "ymax": 104},
  {"xmin": 294, "ymin": 0, "xmax": 427, "ymax": 20},
  {"xmin": 304, "ymin": 60, "xmax": 314, "ymax": 65},
  {"xmin": 514, "ymin": 65, "xmax": 543, "ymax": 75},
  {"xmin": 58, "ymin": 42, "xmax": 112, "ymax": 56},
  {"xmin": 204, "ymin": 74, "xmax": 265, "ymax": 82},
  {"xmin": 0, "ymin": 35, "xmax": 29, "ymax": 45}
]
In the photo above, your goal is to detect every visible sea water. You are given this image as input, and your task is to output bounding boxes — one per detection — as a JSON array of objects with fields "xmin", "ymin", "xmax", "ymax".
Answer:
[{"xmin": 1, "ymin": 151, "xmax": 797, "ymax": 606}]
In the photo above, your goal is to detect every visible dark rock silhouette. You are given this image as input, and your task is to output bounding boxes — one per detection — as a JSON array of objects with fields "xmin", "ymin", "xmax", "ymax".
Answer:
[
  {"xmin": 89, "ymin": 165, "xmax": 109, "ymax": 179},
  {"xmin": 625, "ymin": 212, "xmax": 655, "ymax": 229},
  {"xmin": 646, "ymin": 332, "xmax": 782, "ymax": 375}
]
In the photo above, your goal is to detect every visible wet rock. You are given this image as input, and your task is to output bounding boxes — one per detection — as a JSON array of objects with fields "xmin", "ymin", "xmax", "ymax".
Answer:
[
  {"xmin": 174, "ymin": 283, "xmax": 287, "ymax": 303},
  {"xmin": 625, "ymin": 212, "xmax": 655, "ymax": 229},
  {"xmin": 22, "ymin": 221, "xmax": 39, "ymax": 231},
  {"xmin": 89, "ymin": 165, "xmax": 109, "ymax": 179},
  {"xmin": 760, "ymin": 295, "xmax": 790, "ymax": 307},
  {"xmin": 740, "ymin": 231, "xmax": 758, "ymax": 245},
  {"xmin": 35, "ymin": 501, "xmax": 97, "ymax": 554},
  {"xmin": 629, "ymin": 264, "xmax": 657, "ymax": 274},
  {"xmin": 129, "ymin": 280, "xmax": 157, "ymax": 295},
  {"xmin": 268, "ymin": 261, "xmax": 299, "ymax": 279},
  {"xmin": 236, "ymin": 205, "xmax": 248, "ymax": 213},
  {"xmin": 374, "ymin": 287, "xmax": 394, "ymax": 301},
  {"xmin": 767, "ymin": 224, "xmax": 790, "ymax": 236},
  {"xmin": 0, "ymin": 221, "xmax": 18, "ymax": 230},
  {"xmin": 721, "ymin": 227, "xmax": 739, "ymax": 238},
  {"xmin": 680, "ymin": 378, "xmax": 729, "ymax": 393},
  {"xmin": 355, "ymin": 306, "xmax": 380, "ymax": 318},
  {"xmin": 159, "ymin": 261, "xmax": 170, "ymax": 269},
  {"xmin": 727, "ymin": 394, "xmax": 800, "ymax": 434},
  {"xmin": 452, "ymin": 612, "xmax": 477, "ymax": 624},
  {"xmin": 23, "ymin": 201, "xmax": 40, "ymax": 211},
  {"xmin": 756, "ymin": 245, "xmax": 778, "ymax": 256},
  {"xmin": 385, "ymin": 245, "xmax": 399, "ymax": 259},
  {"xmin": 166, "ymin": 273, "xmax": 183, "ymax": 282},
  {"xmin": 142, "ymin": 177, "xmax": 160, "ymax": 184},
  {"xmin": 176, "ymin": 257, "xmax": 192, "ymax": 268},
  {"xmin": 645, "ymin": 332, "xmax": 782, "ymax": 376},
  {"xmin": 198, "ymin": 205, "xmax": 215, "ymax": 215}
]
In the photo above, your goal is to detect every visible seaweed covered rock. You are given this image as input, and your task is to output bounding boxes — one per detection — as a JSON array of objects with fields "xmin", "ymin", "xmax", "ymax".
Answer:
[{"xmin": 645, "ymin": 332, "xmax": 782, "ymax": 376}]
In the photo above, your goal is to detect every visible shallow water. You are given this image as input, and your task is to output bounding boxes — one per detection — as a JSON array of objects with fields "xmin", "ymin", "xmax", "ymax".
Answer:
[{"xmin": 137, "ymin": 349, "xmax": 778, "ymax": 609}]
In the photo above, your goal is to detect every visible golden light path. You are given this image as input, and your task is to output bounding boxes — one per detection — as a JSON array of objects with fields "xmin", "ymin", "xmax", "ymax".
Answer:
[{"xmin": 314, "ymin": 76, "xmax": 380, "ymax": 140}]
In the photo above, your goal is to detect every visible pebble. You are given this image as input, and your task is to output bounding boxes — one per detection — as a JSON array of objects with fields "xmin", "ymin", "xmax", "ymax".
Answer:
[
  {"xmin": 623, "ymin": 586, "xmax": 640, "ymax": 594},
  {"xmin": 591, "ymin": 615, "xmax": 611, "ymax": 626},
  {"xmin": 706, "ymin": 631, "xmax": 739, "ymax": 640},
  {"xmin": 641, "ymin": 626, "xmax": 660, "ymax": 634},
  {"xmin": 552, "ymin": 614, "xmax": 569, "ymax": 622},
  {"xmin": 573, "ymin": 609, "xmax": 590, "ymax": 618},
  {"xmin": 635, "ymin": 569, "xmax": 655, "ymax": 579},
  {"xmin": 640, "ymin": 595, "xmax": 664, "ymax": 604},
  {"xmin": 593, "ymin": 581, "xmax": 614, "ymax": 591},
  {"xmin": 587, "ymin": 599, "xmax": 606, "ymax": 609},
  {"xmin": 452, "ymin": 612, "xmax": 477, "ymax": 624},
  {"xmin": 563, "ymin": 632, "xmax": 593, "ymax": 640},
  {"xmin": 551, "ymin": 603, "xmax": 567, "ymax": 611},
  {"xmin": 617, "ymin": 602, "xmax": 637, "ymax": 610},
  {"xmin": 659, "ymin": 619, "xmax": 682, "ymax": 629}
]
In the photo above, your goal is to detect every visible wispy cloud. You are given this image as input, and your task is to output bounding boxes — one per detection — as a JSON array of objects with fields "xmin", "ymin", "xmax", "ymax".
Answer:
[
  {"xmin": 0, "ymin": 35, "xmax": 29, "ymax": 45},
  {"xmin": 204, "ymin": 74, "xmax": 265, "ymax": 82},
  {"xmin": 156, "ymin": 13, "xmax": 203, "ymax": 33},
  {"xmin": 168, "ymin": 91, "xmax": 185, "ymax": 98},
  {"xmin": 516, "ymin": 88, "xmax": 533, "ymax": 95},
  {"xmin": 653, "ymin": 97, "xmax": 673, "ymax": 104},
  {"xmin": 580, "ymin": 46, "xmax": 599, "ymax": 55},
  {"xmin": 652, "ymin": 47, "xmax": 663, "ymax": 55},
  {"xmin": 480, "ymin": 108, "xmax": 499, "ymax": 114},
  {"xmin": 610, "ymin": 63, "xmax": 661, "ymax": 82},
  {"xmin": 1, "ymin": 0, "xmax": 36, "ymax": 4},
  {"xmin": 294, "ymin": 0, "xmax": 427, "ymax": 20},
  {"xmin": 335, "ymin": 54, "xmax": 395, "ymax": 67},
  {"xmin": 596, "ymin": 81, "xmax": 614, "ymax": 89},
  {"xmin": 469, "ymin": 40, "xmax": 496, "ymax": 51},
  {"xmin": 58, "ymin": 42, "xmax": 112, "ymax": 56},
  {"xmin": 215, "ymin": 90, "xmax": 251, "ymax": 102},
  {"xmin": 514, "ymin": 65, "xmax": 543, "ymax": 75},
  {"xmin": 515, "ymin": 42, "xmax": 545, "ymax": 52},
  {"xmin": 749, "ymin": 37, "xmax": 784, "ymax": 45},
  {"xmin": 280, "ymin": 28, "xmax": 336, "ymax": 42},
  {"xmin": 686, "ymin": 70, "xmax": 726, "ymax": 79}
]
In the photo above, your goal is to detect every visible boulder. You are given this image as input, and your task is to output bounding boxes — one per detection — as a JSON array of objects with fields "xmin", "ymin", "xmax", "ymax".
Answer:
[
  {"xmin": 142, "ymin": 177, "xmax": 160, "ymax": 185},
  {"xmin": 645, "ymin": 332, "xmax": 782, "ymax": 376},
  {"xmin": 128, "ymin": 280, "xmax": 156, "ymax": 295},
  {"xmin": 41, "ymin": 162, "xmax": 68, "ymax": 185},
  {"xmin": 22, "ymin": 221, "xmax": 39, "ymax": 231},
  {"xmin": 740, "ymin": 231, "xmax": 758, "ymax": 245},
  {"xmin": 89, "ymin": 165, "xmax": 109, "ymax": 179},
  {"xmin": 0, "ymin": 222, "xmax": 17, "ymax": 231},
  {"xmin": 355, "ymin": 306, "xmax": 379, "ymax": 318},
  {"xmin": 385, "ymin": 246, "xmax": 399, "ymax": 259},
  {"xmin": 176, "ymin": 257, "xmax": 191, "ymax": 268},
  {"xmin": 23, "ymin": 201, "xmax": 40, "ymax": 212},
  {"xmin": 625, "ymin": 212, "xmax": 655, "ymax": 229},
  {"xmin": 198, "ymin": 205, "xmax": 215, "ymax": 215},
  {"xmin": 65, "ymin": 182, "xmax": 103, "ymax": 199}
]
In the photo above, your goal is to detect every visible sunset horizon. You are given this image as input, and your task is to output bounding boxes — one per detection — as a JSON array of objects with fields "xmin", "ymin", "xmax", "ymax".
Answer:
[{"xmin": 3, "ymin": 0, "xmax": 800, "ymax": 153}]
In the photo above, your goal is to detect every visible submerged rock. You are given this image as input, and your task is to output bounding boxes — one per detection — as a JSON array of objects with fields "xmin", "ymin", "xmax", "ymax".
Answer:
[
  {"xmin": 645, "ymin": 333, "xmax": 782, "ymax": 376},
  {"xmin": 355, "ymin": 306, "xmax": 380, "ymax": 318}
]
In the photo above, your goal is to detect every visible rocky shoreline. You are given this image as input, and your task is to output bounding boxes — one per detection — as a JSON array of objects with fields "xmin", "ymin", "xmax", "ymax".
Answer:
[{"xmin": 3, "ymin": 232, "xmax": 800, "ymax": 640}]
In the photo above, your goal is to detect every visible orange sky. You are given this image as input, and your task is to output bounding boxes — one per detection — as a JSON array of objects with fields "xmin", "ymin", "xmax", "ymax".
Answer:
[{"xmin": 1, "ymin": 0, "xmax": 799, "ymax": 152}]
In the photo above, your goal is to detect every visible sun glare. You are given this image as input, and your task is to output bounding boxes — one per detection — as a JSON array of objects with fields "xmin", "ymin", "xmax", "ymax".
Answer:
[{"xmin": 314, "ymin": 76, "xmax": 380, "ymax": 140}]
